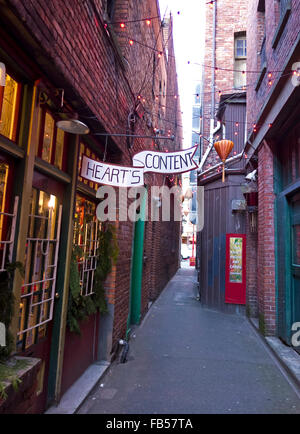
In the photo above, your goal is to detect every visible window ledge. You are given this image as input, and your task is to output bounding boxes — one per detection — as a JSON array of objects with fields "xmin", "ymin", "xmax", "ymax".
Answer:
[
  {"xmin": 34, "ymin": 157, "xmax": 71, "ymax": 184},
  {"xmin": 0, "ymin": 135, "xmax": 25, "ymax": 159},
  {"xmin": 255, "ymin": 62, "xmax": 267, "ymax": 92},
  {"xmin": 272, "ymin": 1, "xmax": 291, "ymax": 49},
  {"xmin": 77, "ymin": 180, "xmax": 97, "ymax": 198}
]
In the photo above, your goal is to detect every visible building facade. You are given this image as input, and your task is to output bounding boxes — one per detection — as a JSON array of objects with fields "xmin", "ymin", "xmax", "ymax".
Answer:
[
  {"xmin": 0, "ymin": 0, "xmax": 181, "ymax": 413},
  {"xmin": 245, "ymin": 0, "xmax": 300, "ymax": 344},
  {"xmin": 197, "ymin": 0, "xmax": 248, "ymax": 312}
]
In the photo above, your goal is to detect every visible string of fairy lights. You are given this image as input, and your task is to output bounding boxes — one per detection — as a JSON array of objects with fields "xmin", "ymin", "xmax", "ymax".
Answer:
[
  {"xmin": 87, "ymin": 0, "xmax": 300, "ymax": 182},
  {"xmin": 101, "ymin": 8, "xmax": 299, "ymax": 143}
]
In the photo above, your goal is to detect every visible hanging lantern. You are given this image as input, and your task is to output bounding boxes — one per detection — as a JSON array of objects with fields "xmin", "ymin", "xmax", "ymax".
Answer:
[{"xmin": 214, "ymin": 140, "xmax": 234, "ymax": 183}]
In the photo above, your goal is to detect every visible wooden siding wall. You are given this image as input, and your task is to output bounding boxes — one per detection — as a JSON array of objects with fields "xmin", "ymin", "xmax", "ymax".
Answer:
[{"xmin": 198, "ymin": 175, "xmax": 246, "ymax": 313}]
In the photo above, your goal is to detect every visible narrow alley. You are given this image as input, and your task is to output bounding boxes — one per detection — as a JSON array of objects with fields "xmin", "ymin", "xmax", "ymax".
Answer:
[
  {"xmin": 78, "ymin": 267, "xmax": 300, "ymax": 415},
  {"xmin": 1, "ymin": 0, "xmax": 300, "ymax": 416}
]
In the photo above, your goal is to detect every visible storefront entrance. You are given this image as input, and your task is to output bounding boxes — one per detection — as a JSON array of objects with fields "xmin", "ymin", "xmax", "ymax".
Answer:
[
  {"xmin": 17, "ymin": 172, "xmax": 64, "ymax": 412},
  {"xmin": 289, "ymin": 192, "xmax": 300, "ymax": 353}
]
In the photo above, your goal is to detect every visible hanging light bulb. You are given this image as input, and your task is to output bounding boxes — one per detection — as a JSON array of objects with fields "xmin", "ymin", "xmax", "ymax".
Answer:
[
  {"xmin": 120, "ymin": 23, "xmax": 125, "ymax": 28},
  {"xmin": 146, "ymin": 19, "xmax": 151, "ymax": 25},
  {"xmin": 129, "ymin": 39, "xmax": 134, "ymax": 46}
]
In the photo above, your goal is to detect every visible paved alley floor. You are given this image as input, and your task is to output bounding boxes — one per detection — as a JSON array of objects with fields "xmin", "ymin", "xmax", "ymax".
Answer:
[{"xmin": 78, "ymin": 267, "xmax": 300, "ymax": 414}]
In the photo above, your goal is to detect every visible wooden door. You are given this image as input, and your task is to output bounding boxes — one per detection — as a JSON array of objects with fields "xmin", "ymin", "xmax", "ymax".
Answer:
[{"xmin": 17, "ymin": 174, "xmax": 64, "ymax": 413}]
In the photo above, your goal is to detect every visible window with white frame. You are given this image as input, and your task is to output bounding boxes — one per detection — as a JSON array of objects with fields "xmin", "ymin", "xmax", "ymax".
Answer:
[
  {"xmin": 74, "ymin": 196, "xmax": 102, "ymax": 297},
  {"xmin": 18, "ymin": 189, "xmax": 62, "ymax": 350},
  {"xmin": 234, "ymin": 34, "xmax": 247, "ymax": 89}
]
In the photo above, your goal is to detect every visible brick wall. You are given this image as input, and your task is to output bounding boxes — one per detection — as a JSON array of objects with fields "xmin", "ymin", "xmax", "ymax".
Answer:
[
  {"xmin": 4, "ymin": 0, "xmax": 181, "ymax": 387},
  {"xmin": 245, "ymin": 0, "xmax": 300, "ymax": 336},
  {"xmin": 257, "ymin": 140, "xmax": 276, "ymax": 335},
  {"xmin": 246, "ymin": 0, "xmax": 300, "ymax": 135},
  {"xmin": 202, "ymin": 0, "xmax": 247, "ymax": 169},
  {"xmin": 246, "ymin": 216, "xmax": 258, "ymax": 318}
]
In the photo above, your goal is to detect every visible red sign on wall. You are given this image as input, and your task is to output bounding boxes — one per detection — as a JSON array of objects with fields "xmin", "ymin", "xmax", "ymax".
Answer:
[{"xmin": 225, "ymin": 234, "xmax": 246, "ymax": 304}]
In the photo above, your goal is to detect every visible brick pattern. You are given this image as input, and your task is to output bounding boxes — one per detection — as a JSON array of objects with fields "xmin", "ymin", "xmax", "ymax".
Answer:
[
  {"xmin": 246, "ymin": 216, "xmax": 258, "ymax": 318},
  {"xmin": 4, "ymin": 0, "xmax": 181, "ymax": 405},
  {"xmin": 202, "ymin": 0, "xmax": 248, "ymax": 169},
  {"xmin": 246, "ymin": 0, "xmax": 300, "ymax": 135},
  {"xmin": 257, "ymin": 140, "xmax": 276, "ymax": 335},
  {"xmin": 245, "ymin": 0, "xmax": 300, "ymax": 336}
]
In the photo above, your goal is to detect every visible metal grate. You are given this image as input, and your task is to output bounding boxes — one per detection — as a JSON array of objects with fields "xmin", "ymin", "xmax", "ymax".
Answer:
[
  {"xmin": 0, "ymin": 196, "xmax": 19, "ymax": 272},
  {"xmin": 75, "ymin": 220, "xmax": 100, "ymax": 297},
  {"xmin": 18, "ymin": 205, "xmax": 62, "ymax": 343}
]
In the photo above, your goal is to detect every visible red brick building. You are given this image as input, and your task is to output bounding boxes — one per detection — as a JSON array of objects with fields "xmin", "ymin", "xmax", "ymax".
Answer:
[
  {"xmin": 245, "ymin": 0, "xmax": 300, "ymax": 342},
  {"xmin": 200, "ymin": 0, "xmax": 248, "ymax": 169},
  {"xmin": 197, "ymin": 0, "xmax": 248, "ymax": 312},
  {"xmin": 0, "ymin": 0, "xmax": 181, "ymax": 413}
]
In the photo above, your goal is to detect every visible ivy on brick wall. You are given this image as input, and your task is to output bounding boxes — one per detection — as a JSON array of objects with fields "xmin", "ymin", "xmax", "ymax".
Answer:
[{"xmin": 67, "ymin": 222, "xmax": 119, "ymax": 334}]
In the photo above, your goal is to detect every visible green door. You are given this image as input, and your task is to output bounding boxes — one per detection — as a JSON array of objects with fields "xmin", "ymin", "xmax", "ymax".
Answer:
[
  {"xmin": 127, "ymin": 188, "xmax": 147, "ymax": 336},
  {"xmin": 278, "ymin": 191, "xmax": 300, "ymax": 349},
  {"xmin": 290, "ymin": 192, "xmax": 300, "ymax": 353}
]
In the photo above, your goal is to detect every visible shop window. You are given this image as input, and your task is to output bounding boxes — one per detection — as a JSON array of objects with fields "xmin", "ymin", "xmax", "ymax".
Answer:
[
  {"xmin": 36, "ymin": 108, "xmax": 67, "ymax": 171},
  {"xmin": 18, "ymin": 188, "xmax": 62, "ymax": 350},
  {"xmin": 74, "ymin": 196, "xmax": 101, "ymax": 296},
  {"xmin": 0, "ymin": 163, "xmax": 9, "ymax": 241},
  {"xmin": 0, "ymin": 74, "xmax": 21, "ymax": 142},
  {"xmin": 78, "ymin": 142, "xmax": 101, "ymax": 191}
]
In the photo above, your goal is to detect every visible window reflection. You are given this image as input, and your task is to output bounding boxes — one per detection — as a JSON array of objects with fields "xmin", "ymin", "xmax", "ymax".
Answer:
[
  {"xmin": 36, "ymin": 108, "xmax": 66, "ymax": 170},
  {"xmin": 18, "ymin": 188, "xmax": 58, "ymax": 350},
  {"xmin": 41, "ymin": 113, "xmax": 54, "ymax": 163},
  {"xmin": 0, "ymin": 75, "xmax": 20, "ymax": 142},
  {"xmin": 55, "ymin": 128, "xmax": 64, "ymax": 169},
  {"xmin": 0, "ymin": 163, "xmax": 9, "ymax": 241}
]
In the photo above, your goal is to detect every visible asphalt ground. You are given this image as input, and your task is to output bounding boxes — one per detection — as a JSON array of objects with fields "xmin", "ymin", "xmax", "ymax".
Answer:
[{"xmin": 78, "ymin": 267, "xmax": 300, "ymax": 414}]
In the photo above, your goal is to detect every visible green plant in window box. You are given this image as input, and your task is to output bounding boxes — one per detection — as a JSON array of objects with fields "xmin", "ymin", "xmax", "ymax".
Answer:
[
  {"xmin": 0, "ymin": 358, "xmax": 29, "ymax": 401},
  {"xmin": 67, "ymin": 220, "xmax": 119, "ymax": 334},
  {"xmin": 0, "ymin": 261, "xmax": 27, "ymax": 401},
  {"xmin": 0, "ymin": 262, "xmax": 24, "ymax": 362}
]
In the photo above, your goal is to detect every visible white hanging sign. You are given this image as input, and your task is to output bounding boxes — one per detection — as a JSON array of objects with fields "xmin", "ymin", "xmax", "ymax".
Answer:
[{"xmin": 80, "ymin": 145, "xmax": 198, "ymax": 187}]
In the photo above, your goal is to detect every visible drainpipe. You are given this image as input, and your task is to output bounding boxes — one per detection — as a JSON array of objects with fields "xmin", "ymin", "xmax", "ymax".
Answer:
[
  {"xmin": 210, "ymin": 0, "xmax": 217, "ymax": 144},
  {"xmin": 198, "ymin": 0, "xmax": 218, "ymax": 174},
  {"xmin": 198, "ymin": 121, "xmax": 221, "ymax": 173},
  {"xmin": 199, "ymin": 151, "xmax": 244, "ymax": 178}
]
